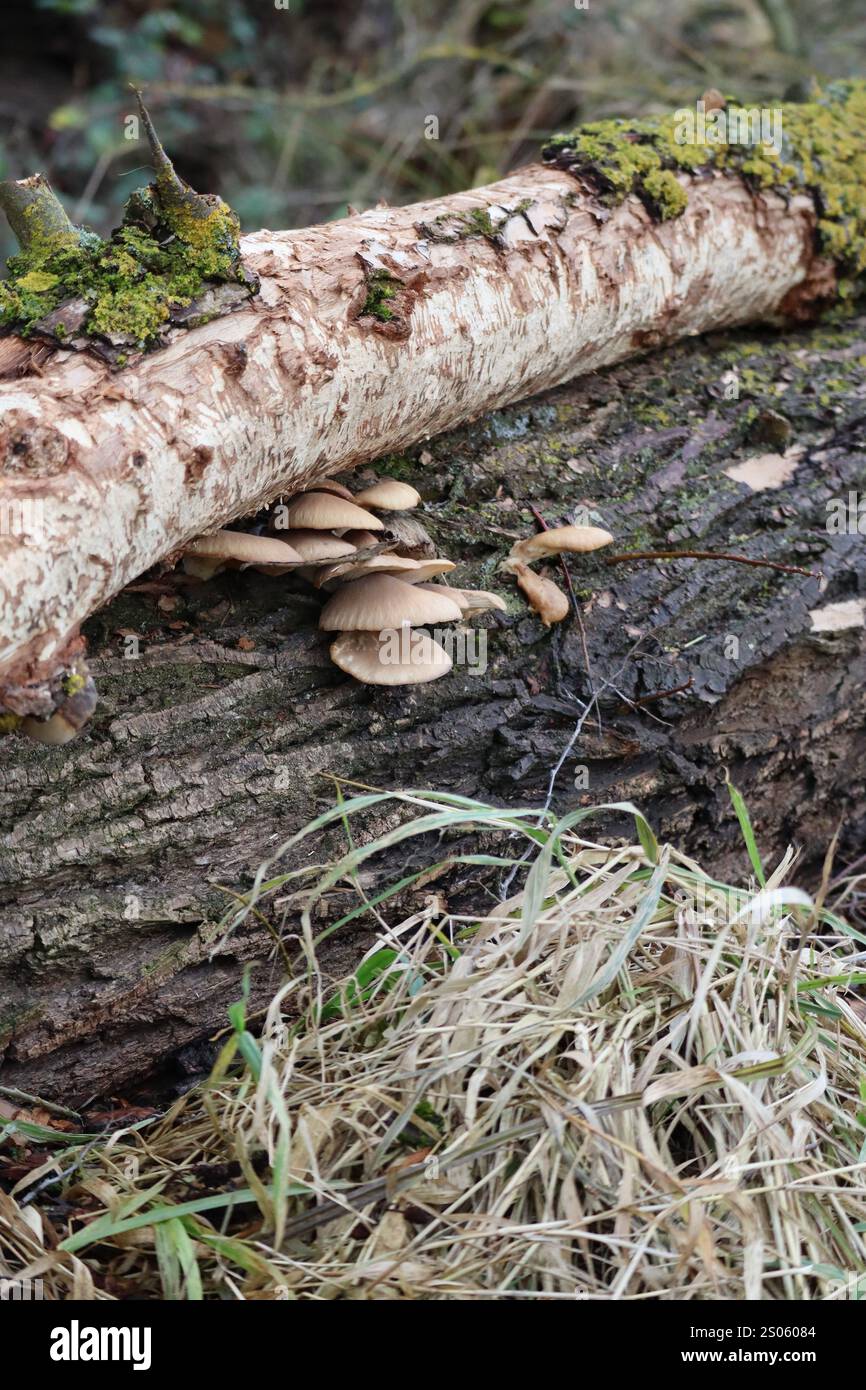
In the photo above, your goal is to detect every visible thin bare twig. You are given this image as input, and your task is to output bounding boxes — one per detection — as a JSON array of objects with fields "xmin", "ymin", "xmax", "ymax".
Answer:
[
  {"xmin": 618, "ymin": 676, "xmax": 694, "ymax": 712},
  {"xmin": 605, "ymin": 550, "xmax": 820, "ymax": 580}
]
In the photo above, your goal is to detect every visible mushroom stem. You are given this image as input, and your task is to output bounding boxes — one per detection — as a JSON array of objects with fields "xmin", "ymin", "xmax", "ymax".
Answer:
[{"xmin": 0, "ymin": 174, "xmax": 78, "ymax": 254}]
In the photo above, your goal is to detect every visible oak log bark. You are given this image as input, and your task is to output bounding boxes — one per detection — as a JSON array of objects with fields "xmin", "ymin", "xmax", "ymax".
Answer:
[
  {"xmin": 0, "ymin": 164, "xmax": 826, "ymax": 713},
  {"xmin": 2, "ymin": 304, "xmax": 865, "ymax": 1104}
]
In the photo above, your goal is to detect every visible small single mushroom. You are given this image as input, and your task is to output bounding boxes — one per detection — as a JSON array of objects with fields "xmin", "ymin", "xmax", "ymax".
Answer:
[
  {"xmin": 319, "ymin": 574, "xmax": 463, "ymax": 631},
  {"xmin": 21, "ymin": 710, "xmax": 81, "ymax": 745},
  {"xmin": 21, "ymin": 671, "xmax": 98, "ymax": 746},
  {"xmin": 182, "ymin": 530, "xmax": 302, "ymax": 579},
  {"xmin": 330, "ymin": 629, "xmax": 452, "ymax": 686},
  {"xmin": 513, "ymin": 561, "xmax": 570, "ymax": 626},
  {"xmin": 285, "ymin": 492, "xmax": 385, "ymax": 532},
  {"xmin": 352, "ymin": 478, "xmax": 421, "ymax": 511},
  {"xmin": 505, "ymin": 524, "xmax": 614, "ymax": 569}
]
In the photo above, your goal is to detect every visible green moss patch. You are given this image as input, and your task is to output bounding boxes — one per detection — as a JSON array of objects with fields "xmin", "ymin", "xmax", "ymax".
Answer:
[
  {"xmin": 420, "ymin": 198, "xmax": 534, "ymax": 244},
  {"xmin": 544, "ymin": 79, "xmax": 866, "ymax": 295},
  {"xmin": 0, "ymin": 206, "xmax": 253, "ymax": 355},
  {"xmin": 360, "ymin": 269, "xmax": 401, "ymax": 321},
  {"xmin": 0, "ymin": 121, "xmax": 257, "ymax": 361}
]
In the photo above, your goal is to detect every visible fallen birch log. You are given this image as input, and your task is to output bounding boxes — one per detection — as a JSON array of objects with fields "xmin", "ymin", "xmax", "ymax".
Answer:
[{"xmin": 0, "ymin": 83, "xmax": 862, "ymax": 718}]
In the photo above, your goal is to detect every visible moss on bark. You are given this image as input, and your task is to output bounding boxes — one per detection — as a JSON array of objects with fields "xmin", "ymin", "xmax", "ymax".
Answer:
[
  {"xmin": 0, "ymin": 100, "xmax": 256, "ymax": 357},
  {"xmin": 544, "ymin": 78, "xmax": 866, "ymax": 295}
]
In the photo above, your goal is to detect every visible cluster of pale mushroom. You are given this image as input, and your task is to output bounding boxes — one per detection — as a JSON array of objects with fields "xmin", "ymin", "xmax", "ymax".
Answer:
[
  {"xmin": 181, "ymin": 476, "xmax": 507, "ymax": 686},
  {"xmin": 500, "ymin": 523, "xmax": 614, "ymax": 624},
  {"xmin": 10, "ymin": 497, "xmax": 616, "ymax": 747}
]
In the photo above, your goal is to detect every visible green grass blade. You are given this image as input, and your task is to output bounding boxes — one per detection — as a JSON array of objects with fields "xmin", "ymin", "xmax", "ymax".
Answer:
[{"xmin": 725, "ymin": 774, "xmax": 766, "ymax": 886}]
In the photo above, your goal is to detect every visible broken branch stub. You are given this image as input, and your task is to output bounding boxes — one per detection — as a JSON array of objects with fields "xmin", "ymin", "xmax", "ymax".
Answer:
[
  {"xmin": 0, "ymin": 174, "xmax": 79, "ymax": 252},
  {"xmin": 0, "ymin": 98, "xmax": 258, "ymax": 368},
  {"xmin": 1, "ymin": 84, "xmax": 863, "ymax": 718}
]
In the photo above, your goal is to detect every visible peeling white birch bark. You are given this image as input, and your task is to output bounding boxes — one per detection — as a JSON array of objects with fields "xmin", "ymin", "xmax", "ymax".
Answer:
[{"xmin": 0, "ymin": 164, "xmax": 823, "ymax": 711}]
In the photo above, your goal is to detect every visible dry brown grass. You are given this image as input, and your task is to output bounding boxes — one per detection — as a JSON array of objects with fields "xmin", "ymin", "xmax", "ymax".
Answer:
[{"xmin": 2, "ymin": 789, "xmax": 865, "ymax": 1300}]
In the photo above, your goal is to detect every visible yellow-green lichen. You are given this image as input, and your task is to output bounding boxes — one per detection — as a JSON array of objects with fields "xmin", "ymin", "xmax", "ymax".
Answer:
[
  {"xmin": 641, "ymin": 168, "xmax": 688, "ymax": 219},
  {"xmin": 61, "ymin": 671, "xmax": 87, "ymax": 697},
  {"xmin": 421, "ymin": 198, "xmax": 535, "ymax": 243},
  {"xmin": 544, "ymin": 79, "xmax": 866, "ymax": 291},
  {"xmin": 0, "ymin": 101, "xmax": 256, "ymax": 356},
  {"xmin": 16, "ymin": 269, "xmax": 61, "ymax": 293},
  {"xmin": 0, "ymin": 198, "xmax": 249, "ymax": 349}
]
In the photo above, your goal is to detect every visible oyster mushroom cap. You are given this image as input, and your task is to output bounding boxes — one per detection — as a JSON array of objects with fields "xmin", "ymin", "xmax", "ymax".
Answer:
[
  {"xmin": 304, "ymin": 479, "xmax": 356, "ymax": 500},
  {"xmin": 352, "ymin": 478, "xmax": 421, "ymax": 511},
  {"xmin": 508, "ymin": 524, "xmax": 614, "ymax": 566},
  {"xmin": 329, "ymin": 629, "xmax": 452, "ymax": 686},
  {"xmin": 340, "ymin": 529, "xmax": 383, "ymax": 549},
  {"xmin": 457, "ymin": 587, "xmax": 509, "ymax": 615},
  {"xmin": 285, "ymin": 492, "xmax": 384, "ymax": 531},
  {"xmin": 399, "ymin": 559, "xmax": 457, "ymax": 583},
  {"xmin": 182, "ymin": 529, "xmax": 303, "ymax": 579},
  {"xmin": 319, "ymin": 573, "xmax": 463, "ymax": 631},
  {"xmin": 316, "ymin": 554, "xmax": 422, "ymax": 588},
  {"xmin": 278, "ymin": 529, "xmax": 357, "ymax": 563},
  {"xmin": 415, "ymin": 583, "xmax": 471, "ymax": 614},
  {"xmin": 417, "ymin": 584, "xmax": 508, "ymax": 616},
  {"xmin": 513, "ymin": 561, "xmax": 570, "ymax": 626}
]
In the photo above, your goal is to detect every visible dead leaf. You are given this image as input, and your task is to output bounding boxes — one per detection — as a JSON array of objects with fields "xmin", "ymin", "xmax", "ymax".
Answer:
[
  {"xmin": 723, "ymin": 447, "xmax": 804, "ymax": 491},
  {"xmin": 809, "ymin": 599, "xmax": 866, "ymax": 632}
]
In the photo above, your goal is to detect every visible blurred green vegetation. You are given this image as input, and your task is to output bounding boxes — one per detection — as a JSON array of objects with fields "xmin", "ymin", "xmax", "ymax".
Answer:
[{"xmin": 0, "ymin": 0, "xmax": 864, "ymax": 264}]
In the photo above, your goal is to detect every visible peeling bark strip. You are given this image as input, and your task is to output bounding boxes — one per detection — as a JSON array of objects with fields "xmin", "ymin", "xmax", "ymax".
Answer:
[{"xmin": 2, "ymin": 86, "xmax": 861, "ymax": 714}]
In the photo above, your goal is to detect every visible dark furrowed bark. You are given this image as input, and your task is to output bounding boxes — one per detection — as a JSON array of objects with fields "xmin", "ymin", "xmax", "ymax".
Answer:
[{"xmin": 2, "ymin": 309, "xmax": 865, "ymax": 1102}]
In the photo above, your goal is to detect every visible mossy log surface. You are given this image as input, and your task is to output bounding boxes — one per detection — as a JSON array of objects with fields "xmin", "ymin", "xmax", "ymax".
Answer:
[{"xmin": 2, "ymin": 310, "xmax": 866, "ymax": 1102}]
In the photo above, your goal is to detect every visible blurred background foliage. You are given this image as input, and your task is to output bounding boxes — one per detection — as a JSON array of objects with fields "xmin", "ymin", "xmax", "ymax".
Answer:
[{"xmin": 1, "ymin": 0, "xmax": 864, "ymax": 263}]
